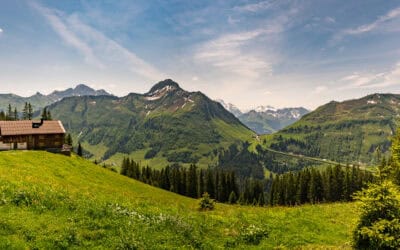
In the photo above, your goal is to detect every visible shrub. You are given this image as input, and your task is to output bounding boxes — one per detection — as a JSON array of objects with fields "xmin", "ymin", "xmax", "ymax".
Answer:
[
  {"xmin": 198, "ymin": 192, "xmax": 215, "ymax": 211},
  {"xmin": 240, "ymin": 224, "xmax": 269, "ymax": 245},
  {"xmin": 353, "ymin": 180, "xmax": 400, "ymax": 249}
]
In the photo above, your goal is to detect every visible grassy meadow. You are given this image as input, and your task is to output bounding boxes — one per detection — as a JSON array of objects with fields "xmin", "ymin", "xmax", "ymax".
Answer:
[{"xmin": 0, "ymin": 151, "xmax": 359, "ymax": 249}]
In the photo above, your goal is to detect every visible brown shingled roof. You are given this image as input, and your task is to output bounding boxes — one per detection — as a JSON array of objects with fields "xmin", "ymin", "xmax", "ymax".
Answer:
[{"xmin": 0, "ymin": 120, "xmax": 66, "ymax": 136}]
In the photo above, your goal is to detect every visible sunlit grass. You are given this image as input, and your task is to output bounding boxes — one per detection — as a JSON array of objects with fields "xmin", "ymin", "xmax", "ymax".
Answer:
[{"xmin": 0, "ymin": 151, "xmax": 358, "ymax": 249}]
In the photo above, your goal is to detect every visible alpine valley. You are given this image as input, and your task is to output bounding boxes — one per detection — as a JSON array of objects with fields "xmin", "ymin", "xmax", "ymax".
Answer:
[{"xmin": 1, "ymin": 80, "xmax": 399, "ymax": 169}]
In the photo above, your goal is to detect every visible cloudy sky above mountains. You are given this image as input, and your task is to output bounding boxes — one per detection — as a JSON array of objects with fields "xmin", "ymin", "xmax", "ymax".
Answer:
[{"xmin": 0, "ymin": 0, "xmax": 399, "ymax": 109}]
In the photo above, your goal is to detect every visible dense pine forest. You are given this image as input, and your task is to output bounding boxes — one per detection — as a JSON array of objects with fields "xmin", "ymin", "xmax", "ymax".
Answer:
[{"xmin": 120, "ymin": 157, "xmax": 373, "ymax": 206}]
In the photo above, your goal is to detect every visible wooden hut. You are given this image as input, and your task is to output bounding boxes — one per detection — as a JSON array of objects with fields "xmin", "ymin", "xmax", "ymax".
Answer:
[{"xmin": 0, "ymin": 119, "xmax": 66, "ymax": 151}]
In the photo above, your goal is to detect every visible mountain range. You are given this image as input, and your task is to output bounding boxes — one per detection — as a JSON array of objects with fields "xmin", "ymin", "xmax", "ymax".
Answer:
[
  {"xmin": 1, "ymin": 80, "xmax": 398, "ymax": 169},
  {"xmin": 217, "ymin": 99, "xmax": 310, "ymax": 134},
  {"xmin": 0, "ymin": 84, "xmax": 111, "ymax": 111},
  {"xmin": 47, "ymin": 79, "xmax": 253, "ymax": 167}
]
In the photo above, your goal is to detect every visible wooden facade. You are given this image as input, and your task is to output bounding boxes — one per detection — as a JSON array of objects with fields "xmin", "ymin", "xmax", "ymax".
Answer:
[{"xmin": 0, "ymin": 120, "xmax": 66, "ymax": 151}]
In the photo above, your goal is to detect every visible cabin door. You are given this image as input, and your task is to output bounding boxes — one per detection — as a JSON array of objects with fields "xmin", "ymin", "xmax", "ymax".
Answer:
[{"xmin": 13, "ymin": 142, "xmax": 17, "ymax": 150}]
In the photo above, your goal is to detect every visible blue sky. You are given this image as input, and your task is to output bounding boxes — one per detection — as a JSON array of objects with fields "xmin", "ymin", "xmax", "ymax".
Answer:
[{"xmin": 0, "ymin": 0, "xmax": 399, "ymax": 110}]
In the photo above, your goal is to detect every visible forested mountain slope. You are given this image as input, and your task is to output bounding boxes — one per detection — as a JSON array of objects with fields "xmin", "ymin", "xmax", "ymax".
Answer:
[
  {"xmin": 261, "ymin": 93, "xmax": 400, "ymax": 164},
  {"xmin": 49, "ymin": 79, "xmax": 254, "ymax": 167}
]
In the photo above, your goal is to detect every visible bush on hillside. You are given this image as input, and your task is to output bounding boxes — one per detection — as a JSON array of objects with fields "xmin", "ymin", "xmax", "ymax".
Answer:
[{"xmin": 198, "ymin": 192, "xmax": 215, "ymax": 211}]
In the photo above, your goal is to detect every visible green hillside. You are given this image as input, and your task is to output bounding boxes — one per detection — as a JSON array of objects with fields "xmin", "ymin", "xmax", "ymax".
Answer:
[
  {"xmin": 48, "ymin": 79, "xmax": 254, "ymax": 167},
  {"xmin": 259, "ymin": 93, "xmax": 400, "ymax": 165},
  {"xmin": 0, "ymin": 151, "xmax": 359, "ymax": 248}
]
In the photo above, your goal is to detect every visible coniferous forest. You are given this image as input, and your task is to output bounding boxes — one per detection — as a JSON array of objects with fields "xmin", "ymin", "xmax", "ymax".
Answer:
[{"xmin": 120, "ymin": 157, "xmax": 373, "ymax": 206}]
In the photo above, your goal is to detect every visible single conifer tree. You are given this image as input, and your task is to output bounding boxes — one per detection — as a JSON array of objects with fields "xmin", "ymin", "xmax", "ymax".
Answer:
[
  {"xmin": 22, "ymin": 102, "xmax": 28, "ymax": 120},
  {"xmin": 13, "ymin": 107, "xmax": 18, "ymax": 121},
  {"xmin": 28, "ymin": 103, "xmax": 33, "ymax": 120},
  {"xmin": 77, "ymin": 142, "xmax": 83, "ymax": 157},
  {"xmin": 41, "ymin": 107, "xmax": 48, "ymax": 120},
  {"xmin": 228, "ymin": 191, "xmax": 237, "ymax": 204}
]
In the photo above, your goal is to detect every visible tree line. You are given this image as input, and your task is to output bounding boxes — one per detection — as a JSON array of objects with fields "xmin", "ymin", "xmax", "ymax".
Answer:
[
  {"xmin": 269, "ymin": 165, "xmax": 373, "ymax": 206},
  {"xmin": 120, "ymin": 158, "xmax": 266, "ymax": 205},
  {"xmin": 0, "ymin": 103, "xmax": 51, "ymax": 121},
  {"xmin": 120, "ymin": 157, "xmax": 373, "ymax": 206}
]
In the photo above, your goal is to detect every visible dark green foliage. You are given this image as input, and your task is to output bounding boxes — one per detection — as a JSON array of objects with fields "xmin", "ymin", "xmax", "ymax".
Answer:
[
  {"xmin": 65, "ymin": 134, "xmax": 73, "ymax": 146},
  {"xmin": 217, "ymin": 142, "xmax": 264, "ymax": 179},
  {"xmin": 13, "ymin": 108, "xmax": 18, "ymax": 121},
  {"xmin": 269, "ymin": 165, "xmax": 373, "ymax": 206},
  {"xmin": 120, "ymin": 158, "xmax": 265, "ymax": 206},
  {"xmin": 41, "ymin": 107, "xmax": 52, "ymax": 120},
  {"xmin": 353, "ymin": 131, "xmax": 400, "ymax": 249},
  {"xmin": 144, "ymin": 147, "xmax": 159, "ymax": 159},
  {"xmin": 198, "ymin": 192, "xmax": 215, "ymax": 211},
  {"xmin": 1, "ymin": 104, "xmax": 20, "ymax": 121},
  {"xmin": 228, "ymin": 191, "xmax": 237, "ymax": 204},
  {"xmin": 21, "ymin": 102, "xmax": 34, "ymax": 120},
  {"xmin": 166, "ymin": 151, "xmax": 200, "ymax": 164},
  {"xmin": 77, "ymin": 143, "xmax": 83, "ymax": 157},
  {"xmin": 353, "ymin": 180, "xmax": 400, "ymax": 249},
  {"xmin": 7, "ymin": 104, "xmax": 12, "ymax": 120}
]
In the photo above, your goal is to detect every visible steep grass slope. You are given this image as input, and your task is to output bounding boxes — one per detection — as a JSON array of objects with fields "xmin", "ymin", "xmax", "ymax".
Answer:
[
  {"xmin": 0, "ymin": 151, "xmax": 358, "ymax": 249},
  {"xmin": 260, "ymin": 93, "xmax": 400, "ymax": 165},
  {"xmin": 49, "ymin": 79, "xmax": 254, "ymax": 167}
]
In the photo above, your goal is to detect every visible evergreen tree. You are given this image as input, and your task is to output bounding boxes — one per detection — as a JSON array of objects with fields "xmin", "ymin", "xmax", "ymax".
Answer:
[
  {"xmin": 187, "ymin": 164, "xmax": 198, "ymax": 198},
  {"xmin": 47, "ymin": 110, "xmax": 52, "ymax": 120},
  {"xmin": 228, "ymin": 191, "xmax": 237, "ymax": 204},
  {"xmin": 206, "ymin": 170, "xmax": 215, "ymax": 198},
  {"xmin": 65, "ymin": 134, "xmax": 73, "ymax": 146},
  {"xmin": 353, "ymin": 178, "xmax": 400, "ymax": 249},
  {"xmin": 41, "ymin": 107, "xmax": 48, "ymax": 120},
  {"xmin": 7, "ymin": 104, "xmax": 12, "ymax": 120},
  {"xmin": 198, "ymin": 192, "xmax": 215, "ymax": 211},
  {"xmin": 13, "ymin": 107, "xmax": 18, "ymax": 121},
  {"xmin": 27, "ymin": 103, "xmax": 33, "ymax": 120},
  {"xmin": 22, "ymin": 102, "xmax": 28, "ymax": 120},
  {"xmin": 353, "ymin": 130, "xmax": 400, "ymax": 249},
  {"xmin": 77, "ymin": 142, "xmax": 83, "ymax": 157}
]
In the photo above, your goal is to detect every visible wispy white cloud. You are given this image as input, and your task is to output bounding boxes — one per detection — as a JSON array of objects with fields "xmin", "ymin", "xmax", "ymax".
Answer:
[
  {"xmin": 233, "ymin": 0, "xmax": 276, "ymax": 12},
  {"xmin": 313, "ymin": 85, "xmax": 327, "ymax": 94},
  {"xmin": 339, "ymin": 62, "xmax": 400, "ymax": 89},
  {"xmin": 0, "ymin": 27, "xmax": 3, "ymax": 33},
  {"xmin": 31, "ymin": 2, "xmax": 164, "ymax": 81},
  {"xmin": 194, "ymin": 29, "xmax": 273, "ymax": 79},
  {"xmin": 336, "ymin": 6, "xmax": 400, "ymax": 40},
  {"xmin": 325, "ymin": 17, "xmax": 335, "ymax": 23},
  {"xmin": 32, "ymin": 3, "xmax": 104, "ymax": 68}
]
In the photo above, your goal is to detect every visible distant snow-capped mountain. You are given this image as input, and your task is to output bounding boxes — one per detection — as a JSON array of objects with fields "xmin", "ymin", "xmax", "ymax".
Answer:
[
  {"xmin": 253, "ymin": 105, "xmax": 277, "ymax": 113},
  {"xmin": 216, "ymin": 99, "xmax": 243, "ymax": 117},
  {"xmin": 216, "ymin": 99, "xmax": 310, "ymax": 134}
]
